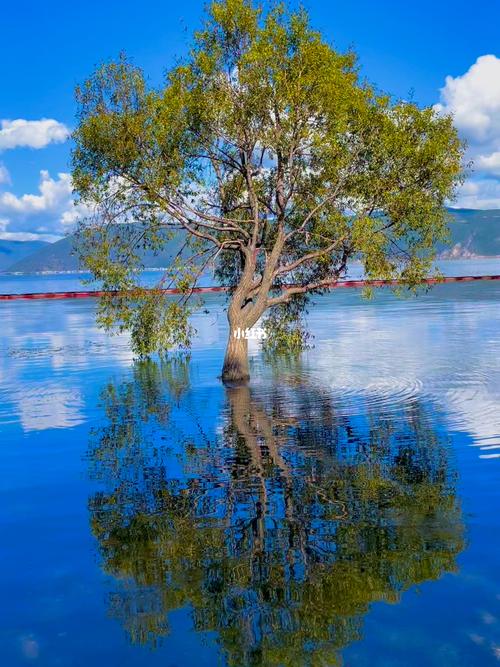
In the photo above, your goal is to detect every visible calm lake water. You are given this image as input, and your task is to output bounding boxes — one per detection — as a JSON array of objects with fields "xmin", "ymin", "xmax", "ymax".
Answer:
[{"xmin": 1, "ymin": 262, "xmax": 500, "ymax": 666}]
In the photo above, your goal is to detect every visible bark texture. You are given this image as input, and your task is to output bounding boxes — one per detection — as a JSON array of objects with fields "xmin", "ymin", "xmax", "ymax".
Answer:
[{"xmin": 222, "ymin": 325, "xmax": 250, "ymax": 383}]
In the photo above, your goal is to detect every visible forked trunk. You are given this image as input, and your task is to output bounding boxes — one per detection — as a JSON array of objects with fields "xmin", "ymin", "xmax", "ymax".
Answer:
[{"xmin": 222, "ymin": 324, "xmax": 250, "ymax": 383}]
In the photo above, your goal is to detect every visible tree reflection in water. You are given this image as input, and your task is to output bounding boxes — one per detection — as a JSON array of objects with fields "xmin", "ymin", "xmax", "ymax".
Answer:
[{"xmin": 87, "ymin": 359, "xmax": 464, "ymax": 666}]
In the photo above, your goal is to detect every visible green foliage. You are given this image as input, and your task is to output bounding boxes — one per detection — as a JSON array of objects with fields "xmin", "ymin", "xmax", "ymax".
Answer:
[
  {"xmin": 263, "ymin": 294, "xmax": 311, "ymax": 355},
  {"xmin": 72, "ymin": 0, "xmax": 464, "ymax": 365},
  {"xmin": 95, "ymin": 290, "xmax": 196, "ymax": 357}
]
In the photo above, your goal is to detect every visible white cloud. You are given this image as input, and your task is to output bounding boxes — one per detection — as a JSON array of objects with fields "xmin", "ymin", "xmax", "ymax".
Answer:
[
  {"xmin": 0, "ymin": 170, "xmax": 92, "ymax": 240},
  {"xmin": 435, "ymin": 55, "xmax": 500, "ymax": 208},
  {"xmin": 0, "ymin": 215, "xmax": 61, "ymax": 241},
  {"xmin": 0, "ymin": 163, "xmax": 10, "ymax": 185},
  {"xmin": 475, "ymin": 151, "xmax": 500, "ymax": 177},
  {"xmin": 450, "ymin": 178, "xmax": 500, "ymax": 210},
  {"xmin": 435, "ymin": 55, "xmax": 500, "ymax": 146},
  {"xmin": 0, "ymin": 230, "xmax": 62, "ymax": 242},
  {"xmin": 60, "ymin": 199, "xmax": 92, "ymax": 226},
  {"xmin": 0, "ymin": 170, "xmax": 72, "ymax": 215},
  {"xmin": 0, "ymin": 118, "xmax": 70, "ymax": 151}
]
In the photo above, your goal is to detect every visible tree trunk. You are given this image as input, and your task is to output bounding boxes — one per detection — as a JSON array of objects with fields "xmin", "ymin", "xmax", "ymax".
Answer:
[{"xmin": 222, "ymin": 324, "xmax": 250, "ymax": 383}]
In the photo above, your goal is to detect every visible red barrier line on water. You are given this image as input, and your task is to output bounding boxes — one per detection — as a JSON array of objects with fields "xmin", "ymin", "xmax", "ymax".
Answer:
[{"xmin": 1, "ymin": 275, "xmax": 500, "ymax": 301}]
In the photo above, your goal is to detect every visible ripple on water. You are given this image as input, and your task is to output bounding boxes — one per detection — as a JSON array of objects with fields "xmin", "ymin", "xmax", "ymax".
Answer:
[
  {"xmin": 298, "ymin": 365, "xmax": 427, "ymax": 418},
  {"xmin": 425, "ymin": 366, "xmax": 500, "ymax": 458},
  {"xmin": 1, "ymin": 283, "xmax": 500, "ymax": 463}
]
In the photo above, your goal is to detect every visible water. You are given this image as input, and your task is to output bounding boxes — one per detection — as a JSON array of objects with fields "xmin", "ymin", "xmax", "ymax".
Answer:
[
  {"xmin": 1, "ymin": 258, "xmax": 499, "ymax": 294},
  {"xmin": 1, "ymin": 263, "xmax": 500, "ymax": 666}
]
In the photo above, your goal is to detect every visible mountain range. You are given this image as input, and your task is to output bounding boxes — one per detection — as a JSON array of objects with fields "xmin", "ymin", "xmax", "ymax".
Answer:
[
  {"xmin": 0, "ymin": 240, "xmax": 49, "ymax": 271},
  {"xmin": 438, "ymin": 208, "xmax": 500, "ymax": 258},
  {"xmin": 3, "ymin": 229, "xmax": 187, "ymax": 274},
  {"xmin": 1, "ymin": 209, "xmax": 500, "ymax": 274}
]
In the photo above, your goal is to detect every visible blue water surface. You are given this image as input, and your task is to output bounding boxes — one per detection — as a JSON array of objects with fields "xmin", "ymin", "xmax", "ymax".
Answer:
[
  {"xmin": 1, "ymin": 258, "xmax": 500, "ymax": 294},
  {"xmin": 1, "ymin": 262, "xmax": 500, "ymax": 666}
]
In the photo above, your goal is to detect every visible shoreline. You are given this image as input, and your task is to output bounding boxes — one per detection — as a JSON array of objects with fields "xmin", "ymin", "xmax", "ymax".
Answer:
[
  {"xmin": 0, "ymin": 267, "xmax": 173, "ymax": 277},
  {"xmin": 2, "ymin": 257, "xmax": 500, "ymax": 278}
]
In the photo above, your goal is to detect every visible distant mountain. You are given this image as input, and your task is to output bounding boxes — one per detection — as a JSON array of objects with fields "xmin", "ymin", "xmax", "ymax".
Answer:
[
  {"xmin": 0, "ymin": 239, "xmax": 48, "ymax": 271},
  {"xmin": 440, "ymin": 208, "xmax": 500, "ymax": 258},
  {"xmin": 6, "ymin": 236, "xmax": 80, "ymax": 273},
  {"xmin": 5, "ymin": 228, "xmax": 189, "ymax": 274},
  {"xmin": 3, "ymin": 209, "xmax": 500, "ymax": 273}
]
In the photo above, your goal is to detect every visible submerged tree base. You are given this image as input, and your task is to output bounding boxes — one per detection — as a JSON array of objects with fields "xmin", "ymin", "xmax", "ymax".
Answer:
[
  {"xmin": 221, "ymin": 369, "xmax": 251, "ymax": 384},
  {"xmin": 222, "ymin": 332, "xmax": 250, "ymax": 383}
]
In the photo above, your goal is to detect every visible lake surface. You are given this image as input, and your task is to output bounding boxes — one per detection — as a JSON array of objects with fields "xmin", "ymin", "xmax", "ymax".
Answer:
[
  {"xmin": 1, "ymin": 264, "xmax": 500, "ymax": 666},
  {"xmin": 1, "ymin": 258, "xmax": 500, "ymax": 294}
]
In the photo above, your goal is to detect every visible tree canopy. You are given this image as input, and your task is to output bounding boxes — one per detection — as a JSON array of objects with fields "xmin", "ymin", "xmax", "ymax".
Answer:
[{"xmin": 73, "ymin": 0, "xmax": 464, "ymax": 380}]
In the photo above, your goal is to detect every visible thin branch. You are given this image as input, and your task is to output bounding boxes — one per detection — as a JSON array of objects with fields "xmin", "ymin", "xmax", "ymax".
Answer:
[{"xmin": 274, "ymin": 236, "xmax": 347, "ymax": 278}]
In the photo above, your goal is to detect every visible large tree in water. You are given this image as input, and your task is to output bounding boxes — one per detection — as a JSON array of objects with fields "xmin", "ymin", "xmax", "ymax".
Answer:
[{"xmin": 73, "ymin": 0, "xmax": 463, "ymax": 382}]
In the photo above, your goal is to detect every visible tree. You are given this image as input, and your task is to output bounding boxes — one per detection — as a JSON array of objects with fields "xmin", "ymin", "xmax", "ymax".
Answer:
[
  {"xmin": 73, "ymin": 0, "xmax": 464, "ymax": 382},
  {"xmin": 87, "ymin": 359, "xmax": 464, "ymax": 666}
]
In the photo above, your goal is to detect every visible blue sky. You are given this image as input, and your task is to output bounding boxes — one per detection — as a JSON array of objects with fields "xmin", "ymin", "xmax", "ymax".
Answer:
[{"xmin": 1, "ymin": 0, "xmax": 500, "ymax": 241}]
